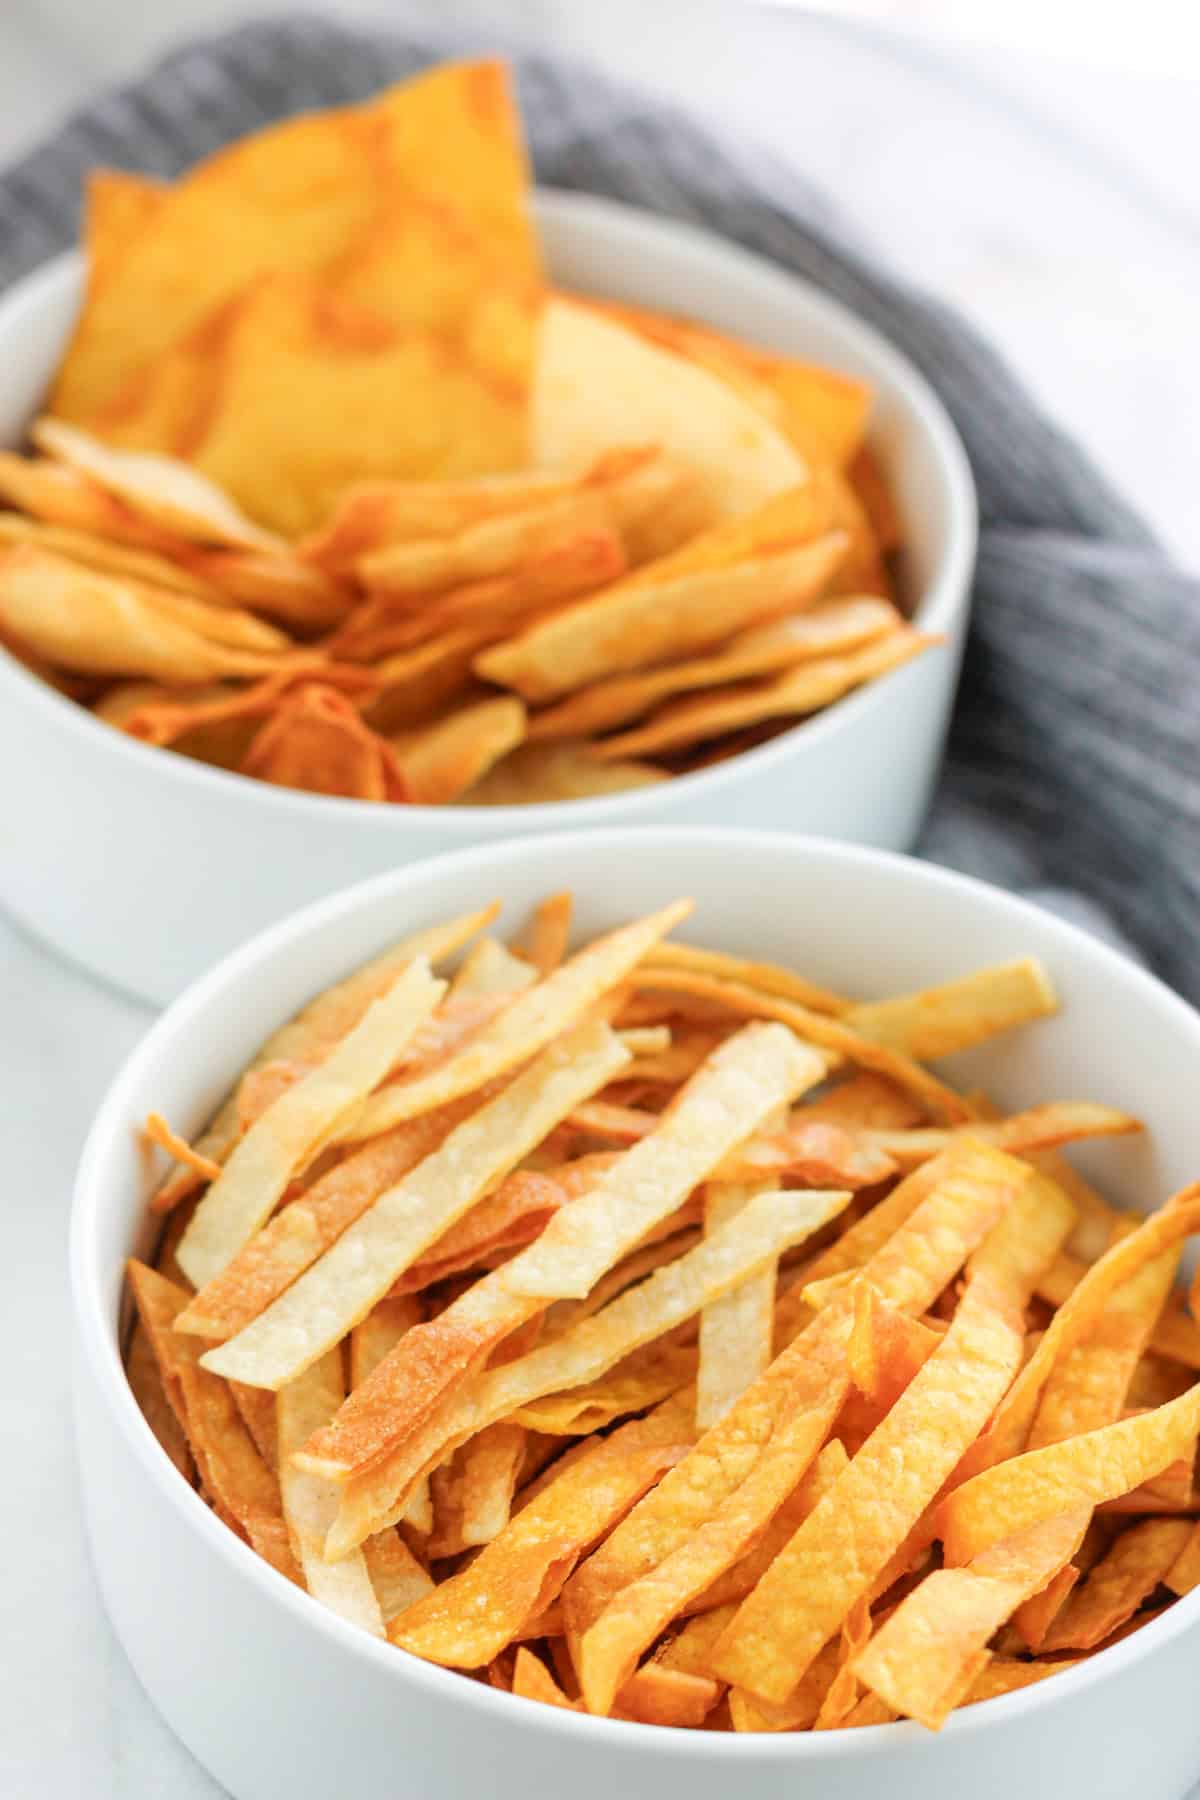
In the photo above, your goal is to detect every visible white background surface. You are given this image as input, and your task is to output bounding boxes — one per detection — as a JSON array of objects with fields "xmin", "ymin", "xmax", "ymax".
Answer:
[{"xmin": 1, "ymin": 4, "xmax": 1197, "ymax": 1796}]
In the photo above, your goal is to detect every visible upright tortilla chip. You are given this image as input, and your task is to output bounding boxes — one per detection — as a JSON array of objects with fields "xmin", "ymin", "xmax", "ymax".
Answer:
[{"xmin": 52, "ymin": 61, "xmax": 539, "ymax": 430}]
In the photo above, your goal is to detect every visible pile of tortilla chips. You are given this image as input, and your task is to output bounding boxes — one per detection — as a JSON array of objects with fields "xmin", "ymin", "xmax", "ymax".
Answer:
[
  {"xmin": 0, "ymin": 60, "xmax": 934, "ymax": 807},
  {"xmin": 126, "ymin": 891, "xmax": 1200, "ymax": 1735}
]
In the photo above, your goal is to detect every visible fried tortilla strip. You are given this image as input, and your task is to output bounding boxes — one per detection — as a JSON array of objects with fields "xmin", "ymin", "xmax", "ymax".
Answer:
[
  {"xmin": 477, "ymin": 529, "xmax": 849, "ymax": 704},
  {"xmin": 526, "ymin": 598, "xmax": 900, "ymax": 742},
  {"xmin": 630, "ymin": 966, "xmax": 970, "ymax": 1123},
  {"xmin": 389, "ymin": 1435, "xmax": 688, "ymax": 1667},
  {"xmin": 143, "ymin": 1113, "xmax": 221, "ymax": 1186},
  {"xmin": 640, "ymin": 938, "xmax": 848, "ymax": 1018},
  {"xmin": 846, "ymin": 1285, "xmax": 941, "ymax": 1412},
  {"xmin": 458, "ymin": 742, "xmax": 668, "ymax": 805},
  {"xmin": 511, "ymin": 1647, "xmax": 578, "ymax": 1709},
  {"xmin": 176, "ymin": 958, "xmax": 445, "ymax": 1289},
  {"xmin": 511, "ymin": 891, "xmax": 573, "ymax": 976},
  {"xmin": 0, "ymin": 508, "xmax": 221, "ymax": 597},
  {"xmin": 306, "ymin": 1025, "xmax": 824, "ymax": 1489},
  {"xmin": 797, "ymin": 1072, "xmax": 924, "ymax": 1132},
  {"xmin": 846, "ymin": 958, "xmax": 1058, "ymax": 1062},
  {"xmin": 563, "ymin": 1146, "xmax": 1027, "ymax": 1667},
  {"xmin": 0, "ymin": 450, "xmax": 157, "ymax": 539},
  {"xmin": 457, "ymin": 1423, "xmax": 531, "ymax": 1548},
  {"xmin": 940, "ymin": 1381, "xmax": 1200, "ymax": 1567},
  {"xmin": 955, "ymin": 1189, "xmax": 1200, "ymax": 1484},
  {"xmin": 127, "ymin": 1261, "xmax": 301, "ymax": 1583},
  {"xmin": 695, "ymin": 1181, "xmax": 780, "ymax": 1430},
  {"xmin": 241, "ymin": 682, "xmax": 411, "ymax": 802},
  {"xmin": 126, "ymin": 1320, "xmax": 194, "ymax": 1481},
  {"xmin": 1040, "ymin": 1518, "xmax": 1193, "ymax": 1652},
  {"xmin": 362, "ymin": 1527, "xmax": 433, "ymax": 1619},
  {"xmin": 510, "ymin": 1341, "xmax": 697, "ymax": 1435},
  {"xmin": 32, "ymin": 417, "xmax": 281, "ymax": 550},
  {"xmin": 393, "ymin": 696, "xmax": 526, "ymax": 804},
  {"xmin": 853, "ymin": 1513, "xmax": 1083, "ymax": 1729},
  {"xmin": 302, "ymin": 469, "xmax": 575, "ymax": 571},
  {"xmin": 962, "ymin": 1657, "xmax": 1084, "ymax": 1708},
  {"xmin": 349, "ymin": 1296, "xmax": 424, "ymax": 1392},
  {"xmin": 594, "ymin": 630, "xmax": 931, "ymax": 761},
  {"xmin": 200, "ymin": 1021, "xmax": 630, "ymax": 1390},
  {"xmin": 278, "ymin": 1351, "xmax": 385, "ymax": 1635},
  {"xmin": 451, "ymin": 936, "xmax": 538, "ymax": 998},
  {"xmin": 868, "ymin": 1103, "xmax": 1141, "ymax": 1171},
  {"xmin": 709, "ymin": 1275, "xmax": 1023, "ymax": 1707},
  {"xmin": 338, "ymin": 900, "xmax": 692, "ymax": 1143},
  {"xmin": 0, "ymin": 546, "xmax": 296, "ymax": 683},
  {"xmin": 617, "ymin": 1665, "xmax": 722, "ymax": 1727}
]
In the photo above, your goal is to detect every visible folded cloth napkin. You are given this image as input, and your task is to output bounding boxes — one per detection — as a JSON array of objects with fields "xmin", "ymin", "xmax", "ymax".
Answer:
[{"xmin": 1, "ymin": 16, "xmax": 1195, "ymax": 996}]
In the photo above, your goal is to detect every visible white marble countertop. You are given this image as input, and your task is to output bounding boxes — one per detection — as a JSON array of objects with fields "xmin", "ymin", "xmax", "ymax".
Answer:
[{"xmin": 1, "ymin": 6, "xmax": 1197, "ymax": 1796}]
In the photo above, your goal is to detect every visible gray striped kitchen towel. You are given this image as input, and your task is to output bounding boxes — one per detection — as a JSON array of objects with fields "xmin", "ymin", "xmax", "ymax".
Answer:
[{"xmin": 1, "ymin": 15, "xmax": 1196, "ymax": 996}]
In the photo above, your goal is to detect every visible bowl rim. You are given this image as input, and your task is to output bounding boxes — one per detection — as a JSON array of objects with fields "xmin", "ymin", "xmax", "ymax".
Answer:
[
  {"xmin": 70, "ymin": 825, "xmax": 1200, "ymax": 1761},
  {"xmin": 0, "ymin": 188, "xmax": 976, "ymax": 829}
]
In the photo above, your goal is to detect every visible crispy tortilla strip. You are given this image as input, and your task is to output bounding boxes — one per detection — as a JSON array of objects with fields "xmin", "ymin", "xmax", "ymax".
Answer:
[
  {"xmin": 389, "ymin": 529, "xmax": 627, "ymax": 647},
  {"xmin": 941, "ymin": 1382, "xmax": 1200, "ymax": 1567},
  {"xmin": 339, "ymin": 900, "xmax": 692, "ymax": 1143},
  {"xmin": 477, "ymin": 527, "xmax": 849, "ymax": 705},
  {"xmin": 200, "ymin": 1022, "xmax": 629, "ymax": 1391},
  {"xmin": 683, "ymin": 1438, "xmax": 850, "ymax": 1621},
  {"xmin": 526, "ymin": 598, "xmax": 900, "ymax": 742},
  {"xmin": 563, "ymin": 1146, "xmax": 1026, "ymax": 1664},
  {"xmin": 176, "ymin": 958, "xmax": 444, "ymax": 1290},
  {"xmin": 640, "ymin": 938, "xmax": 847, "ymax": 1018},
  {"xmin": 728, "ymin": 1642, "xmax": 845, "ymax": 1732},
  {"xmin": 869, "ymin": 1103, "xmax": 1141, "ymax": 1171},
  {"xmin": 32, "ymin": 417, "xmax": 281, "ymax": 550},
  {"xmin": 451, "ymin": 936, "xmax": 538, "ymax": 998},
  {"xmin": 812, "ymin": 1597, "xmax": 873, "ymax": 1730},
  {"xmin": 363, "ymin": 1527, "xmax": 433, "ymax": 1620},
  {"xmin": 1165, "ymin": 1521, "xmax": 1200, "ymax": 1595},
  {"xmin": 230, "ymin": 1382, "xmax": 277, "ymax": 1470},
  {"xmin": 594, "ymin": 630, "xmax": 931, "ymax": 761},
  {"xmin": 103, "ymin": 666, "xmax": 376, "ymax": 758},
  {"xmin": 511, "ymin": 891, "xmax": 573, "ymax": 976},
  {"xmin": 302, "ymin": 469, "xmax": 575, "ymax": 571},
  {"xmin": 181, "ymin": 545, "xmax": 349, "ymax": 629},
  {"xmin": 126, "ymin": 1261, "xmax": 301, "ymax": 1583},
  {"xmin": 655, "ymin": 1604, "xmax": 739, "ymax": 1678},
  {"xmin": 0, "ymin": 545, "xmax": 296, "ymax": 682},
  {"xmin": 846, "ymin": 1286, "xmax": 941, "ymax": 1410},
  {"xmin": 539, "ymin": 1224, "xmax": 700, "ymax": 1339},
  {"xmin": 846, "ymin": 958, "xmax": 1058, "ymax": 1062},
  {"xmin": 350, "ymin": 1296, "xmax": 424, "ymax": 1392},
  {"xmin": 795, "ymin": 1072, "xmax": 923, "ymax": 1131},
  {"xmin": 616, "ymin": 1665, "xmax": 721, "ymax": 1727},
  {"xmin": 511, "ymin": 1646, "xmax": 578, "ymax": 1709},
  {"xmin": 853, "ymin": 1513, "xmax": 1082, "ymax": 1729},
  {"xmin": 631, "ymin": 966, "xmax": 970, "ymax": 1123},
  {"xmin": 0, "ymin": 450, "xmax": 157, "ymax": 539},
  {"xmin": 309, "ymin": 1028, "xmax": 824, "ymax": 1494},
  {"xmin": 962, "ymin": 1657, "xmax": 1084, "ymax": 1708},
  {"xmin": 956, "ymin": 1190, "xmax": 1200, "ymax": 1484},
  {"xmin": 695, "ymin": 1181, "xmax": 780, "ymax": 1430},
  {"xmin": 511, "ymin": 1341, "xmax": 697, "ymax": 1435},
  {"xmin": 693, "ymin": 1277, "xmax": 1024, "ymax": 1706},
  {"xmin": 458, "ymin": 1423, "xmax": 530, "ymax": 1547},
  {"xmin": 393, "ymin": 696, "xmax": 526, "ymax": 804},
  {"xmin": 532, "ymin": 296, "xmax": 806, "ymax": 523},
  {"xmin": 143, "ymin": 1113, "xmax": 221, "ymax": 1186},
  {"xmin": 1040, "ymin": 1518, "xmax": 1193, "ymax": 1652},
  {"xmin": 126, "ymin": 1320, "xmax": 194, "ymax": 1481},
  {"xmin": 278, "ymin": 1351, "xmax": 385, "ymax": 1635},
  {"xmin": 458, "ymin": 741, "xmax": 668, "ymax": 805},
  {"xmin": 389, "ymin": 1435, "xmax": 687, "ymax": 1667}
]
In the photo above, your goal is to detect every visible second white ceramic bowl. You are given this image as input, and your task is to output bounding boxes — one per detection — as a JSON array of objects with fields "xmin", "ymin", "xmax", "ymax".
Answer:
[
  {"xmin": 73, "ymin": 828, "xmax": 1200, "ymax": 1800},
  {"xmin": 0, "ymin": 193, "xmax": 974, "ymax": 1003}
]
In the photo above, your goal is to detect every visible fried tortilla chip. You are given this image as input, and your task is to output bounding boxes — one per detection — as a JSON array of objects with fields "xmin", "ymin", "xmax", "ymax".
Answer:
[
  {"xmin": 457, "ymin": 741, "xmax": 668, "ymax": 805},
  {"xmin": 393, "ymin": 695, "xmax": 526, "ymax": 805},
  {"xmin": 846, "ymin": 958, "xmax": 1059, "ymax": 1062},
  {"xmin": 695, "ymin": 1180, "xmax": 781, "ymax": 1430},
  {"xmin": 241, "ymin": 682, "xmax": 410, "ymax": 801}
]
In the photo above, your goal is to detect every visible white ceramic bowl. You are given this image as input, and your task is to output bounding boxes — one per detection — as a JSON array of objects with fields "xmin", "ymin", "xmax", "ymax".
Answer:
[
  {"xmin": 0, "ymin": 192, "xmax": 975, "ymax": 1005},
  {"xmin": 72, "ymin": 828, "xmax": 1200, "ymax": 1800}
]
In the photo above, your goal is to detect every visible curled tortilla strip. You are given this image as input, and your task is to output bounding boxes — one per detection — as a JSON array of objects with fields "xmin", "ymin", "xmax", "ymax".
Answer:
[
  {"xmin": 639, "ymin": 937, "xmax": 847, "ymax": 1018},
  {"xmin": 1040, "ymin": 1517, "xmax": 1193, "ymax": 1652},
  {"xmin": 393, "ymin": 695, "xmax": 526, "ymax": 804},
  {"xmin": 868, "ymin": 1102, "xmax": 1141, "ymax": 1171}
]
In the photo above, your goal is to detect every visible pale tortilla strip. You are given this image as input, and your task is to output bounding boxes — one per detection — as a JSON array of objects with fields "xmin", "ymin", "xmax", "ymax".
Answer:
[
  {"xmin": 695, "ymin": 1180, "xmax": 780, "ymax": 1430},
  {"xmin": 476, "ymin": 529, "xmax": 848, "ymax": 704},
  {"xmin": 846, "ymin": 957, "xmax": 1058, "ymax": 1061},
  {"xmin": 176, "ymin": 957, "xmax": 445, "ymax": 1289},
  {"xmin": 594, "ymin": 629, "xmax": 931, "ymax": 761},
  {"xmin": 0, "ymin": 509, "xmax": 219, "ymax": 597},
  {"xmin": 358, "ymin": 491, "xmax": 611, "ymax": 592},
  {"xmin": 450, "ymin": 936, "xmax": 539, "ymax": 998},
  {"xmin": 338, "ymin": 900, "xmax": 692, "ymax": 1144},
  {"xmin": 526, "ymin": 597, "xmax": 900, "ymax": 742},
  {"xmin": 32, "ymin": 417, "xmax": 282, "ymax": 550},
  {"xmin": 639, "ymin": 937, "xmax": 847, "ymax": 1018},
  {"xmin": 867, "ymin": 1102, "xmax": 1141, "ymax": 1171},
  {"xmin": 532, "ymin": 297, "xmax": 806, "ymax": 521},
  {"xmin": 199, "ymin": 1021, "xmax": 630, "ymax": 1390},
  {"xmin": 278, "ymin": 1351, "xmax": 385, "ymax": 1635}
]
